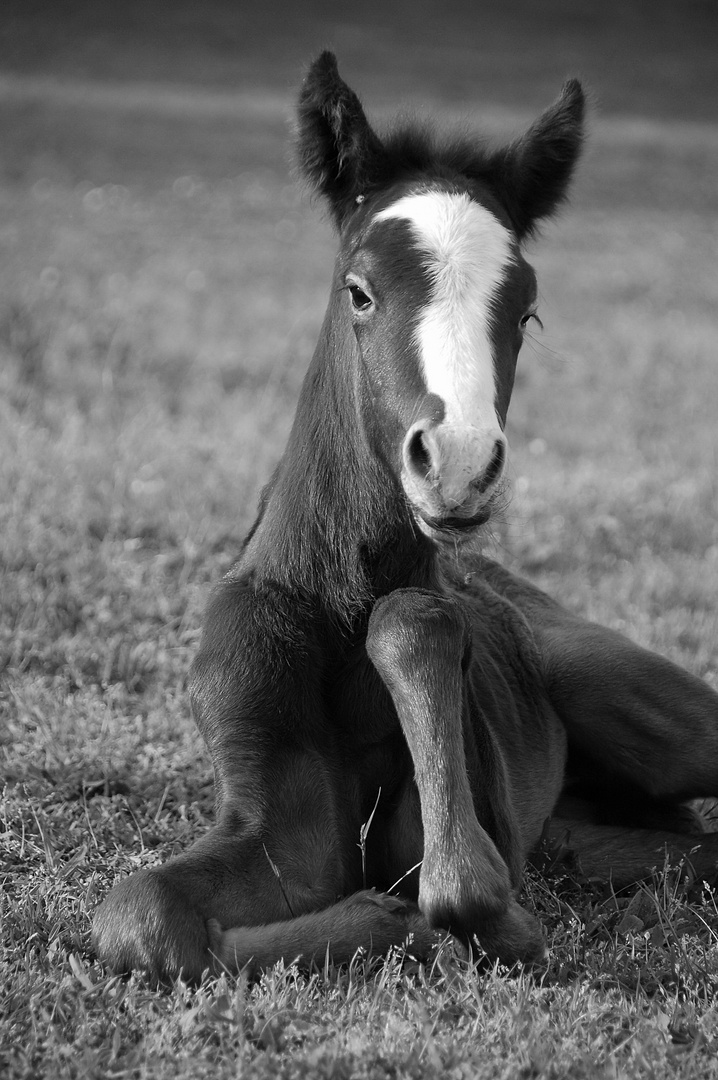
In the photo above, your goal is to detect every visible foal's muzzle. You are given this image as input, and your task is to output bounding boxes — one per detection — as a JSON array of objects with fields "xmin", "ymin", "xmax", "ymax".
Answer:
[{"xmin": 401, "ymin": 419, "xmax": 507, "ymax": 542}]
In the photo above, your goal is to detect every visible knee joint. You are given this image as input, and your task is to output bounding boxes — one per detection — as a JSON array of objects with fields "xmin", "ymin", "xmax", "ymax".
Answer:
[{"xmin": 367, "ymin": 589, "xmax": 471, "ymax": 675}]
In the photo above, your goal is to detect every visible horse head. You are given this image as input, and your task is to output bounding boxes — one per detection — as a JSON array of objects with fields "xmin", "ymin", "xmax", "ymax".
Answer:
[{"xmin": 296, "ymin": 52, "xmax": 584, "ymax": 546}]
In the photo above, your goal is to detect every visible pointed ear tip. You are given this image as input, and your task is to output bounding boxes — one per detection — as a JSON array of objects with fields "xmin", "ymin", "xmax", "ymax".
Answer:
[
  {"xmin": 308, "ymin": 50, "xmax": 339, "ymax": 78},
  {"xmin": 560, "ymin": 78, "xmax": 587, "ymax": 116},
  {"xmin": 562, "ymin": 77, "xmax": 584, "ymax": 96},
  {"xmin": 299, "ymin": 51, "xmax": 341, "ymax": 108}
]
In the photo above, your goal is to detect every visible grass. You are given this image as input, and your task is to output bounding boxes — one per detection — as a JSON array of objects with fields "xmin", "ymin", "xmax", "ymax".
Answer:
[{"xmin": 3, "ymin": 2, "xmax": 718, "ymax": 1076}]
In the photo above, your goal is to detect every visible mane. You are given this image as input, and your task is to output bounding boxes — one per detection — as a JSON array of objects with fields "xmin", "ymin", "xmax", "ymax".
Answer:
[
  {"xmin": 380, "ymin": 121, "xmax": 494, "ymax": 182},
  {"xmin": 236, "ymin": 313, "xmax": 437, "ymax": 630},
  {"xmin": 372, "ymin": 121, "xmax": 578, "ymax": 235}
]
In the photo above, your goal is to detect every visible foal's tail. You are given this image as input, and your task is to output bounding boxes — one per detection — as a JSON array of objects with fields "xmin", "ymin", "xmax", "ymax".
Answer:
[{"xmin": 207, "ymin": 890, "xmax": 441, "ymax": 978}]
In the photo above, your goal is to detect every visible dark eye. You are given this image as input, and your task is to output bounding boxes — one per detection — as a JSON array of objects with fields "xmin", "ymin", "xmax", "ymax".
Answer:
[
  {"xmin": 519, "ymin": 310, "xmax": 543, "ymax": 332},
  {"xmin": 348, "ymin": 284, "xmax": 373, "ymax": 312}
]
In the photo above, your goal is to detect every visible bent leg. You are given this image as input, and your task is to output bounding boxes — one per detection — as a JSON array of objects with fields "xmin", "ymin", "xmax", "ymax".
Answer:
[
  {"xmin": 366, "ymin": 588, "xmax": 546, "ymax": 966},
  {"xmin": 94, "ymin": 581, "xmax": 359, "ymax": 982},
  {"xmin": 479, "ymin": 559, "xmax": 718, "ymax": 800},
  {"xmin": 93, "ymin": 829, "xmax": 273, "ymax": 982},
  {"xmin": 209, "ymin": 891, "xmax": 441, "ymax": 977},
  {"xmin": 93, "ymin": 748, "xmax": 348, "ymax": 982},
  {"xmin": 542, "ymin": 795, "xmax": 718, "ymax": 889}
]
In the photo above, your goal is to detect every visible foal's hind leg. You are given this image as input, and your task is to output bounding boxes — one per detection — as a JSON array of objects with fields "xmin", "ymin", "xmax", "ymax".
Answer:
[
  {"xmin": 366, "ymin": 588, "xmax": 546, "ymax": 966},
  {"xmin": 543, "ymin": 796, "xmax": 718, "ymax": 889},
  {"xmin": 480, "ymin": 560, "xmax": 718, "ymax": 799},
  {"xmin": 479, "ymin": 560, "xmax": 718, "ymax": 882}
]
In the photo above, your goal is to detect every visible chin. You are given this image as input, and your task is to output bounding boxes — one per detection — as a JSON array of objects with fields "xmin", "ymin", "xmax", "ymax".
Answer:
[{"xmin": 413, "ymin": 507, "xmax": 492, "ymax": 549}]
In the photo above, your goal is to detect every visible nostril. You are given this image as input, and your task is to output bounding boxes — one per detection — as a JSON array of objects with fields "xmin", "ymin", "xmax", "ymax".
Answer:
[
  {"xmin": 474, "ymin": 439, "xmax": 506, "ymax": 494},
  {"xmin": 486, "ymin": 439, "xmax": 505, "ymax": 484},
  {"xmin": 407, "ymin": 429, "xmax": 433, "ymax": 479}
]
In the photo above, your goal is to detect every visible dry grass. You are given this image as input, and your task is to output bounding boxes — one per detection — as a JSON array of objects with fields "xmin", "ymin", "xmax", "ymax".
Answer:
[{"xmin": 3, "ymin": 5, "xmax": 718, "ymax": 1076}]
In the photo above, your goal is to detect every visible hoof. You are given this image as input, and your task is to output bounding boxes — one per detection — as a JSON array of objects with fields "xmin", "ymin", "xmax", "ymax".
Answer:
[
  {"xmin": 473, "ymin": 899, "xmax": 548, "ymax": 968},
  {"xmin": 92, "ymin": 869, "xmax": 212, "ymax": 983},
  {"xmin": 420, "ymin": 884, "xmax": 546, "ymax": 968}
]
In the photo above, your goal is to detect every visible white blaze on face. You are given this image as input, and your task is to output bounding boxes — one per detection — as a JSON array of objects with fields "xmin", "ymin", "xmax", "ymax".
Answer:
[{"xmin": 376, "ymin": 191, "xmax": 514, "ymax": 438}]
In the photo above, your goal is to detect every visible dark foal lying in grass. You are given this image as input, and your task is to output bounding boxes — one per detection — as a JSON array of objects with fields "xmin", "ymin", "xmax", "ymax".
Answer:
[{"xmin": 93, "ymin": 53, "xmax": 718, "ymax": 982}]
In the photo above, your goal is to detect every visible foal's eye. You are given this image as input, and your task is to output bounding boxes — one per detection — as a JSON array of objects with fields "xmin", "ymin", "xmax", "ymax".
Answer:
[
  {"xmin": 519, "ymin": 310, "xmax": 543, "ymax": 332},
  {"xmin": 348, "ymin": 284, "xmax": 373, "ymax": 312}
]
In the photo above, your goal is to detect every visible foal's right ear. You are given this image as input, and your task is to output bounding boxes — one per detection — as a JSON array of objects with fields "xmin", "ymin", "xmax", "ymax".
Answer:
[{"xmin": 296, "ymin": 52, "xmax": 387, "ymax": 228}]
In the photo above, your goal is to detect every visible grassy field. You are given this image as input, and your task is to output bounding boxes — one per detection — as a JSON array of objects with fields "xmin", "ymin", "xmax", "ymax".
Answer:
[{"xmin": 3, "ymin": 3, "xmax": 718, "ymax": 1077}]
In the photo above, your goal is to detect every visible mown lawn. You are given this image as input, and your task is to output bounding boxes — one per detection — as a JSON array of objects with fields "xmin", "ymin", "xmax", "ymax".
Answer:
[{"xmin": 2, "ymin": 3, "xmax": 718, "ymax": 1077}]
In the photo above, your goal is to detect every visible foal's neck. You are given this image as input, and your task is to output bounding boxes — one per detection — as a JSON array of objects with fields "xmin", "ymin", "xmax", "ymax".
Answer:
[{"xmin": 239, "ymin": 309, "xmax": 437, "ymax": 628}]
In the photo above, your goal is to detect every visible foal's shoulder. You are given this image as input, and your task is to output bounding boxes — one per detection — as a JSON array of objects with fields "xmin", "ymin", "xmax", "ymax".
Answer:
[{"xmin": 441, "ymin": 555, "xmax": 544, "ymax": 672}]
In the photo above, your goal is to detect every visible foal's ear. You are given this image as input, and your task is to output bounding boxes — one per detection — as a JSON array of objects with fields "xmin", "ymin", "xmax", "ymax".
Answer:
[
  {"xmin": 296, "ymin": 51, "xmax": 387, "ymax": 228},
  {"xmin": 485, "ymin": 80, "xmax": 585, "ymax": 239}
]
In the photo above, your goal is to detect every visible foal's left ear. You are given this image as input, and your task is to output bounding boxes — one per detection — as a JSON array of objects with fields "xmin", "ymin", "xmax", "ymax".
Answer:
[
  {"xmin": 485, "ymin": 80, "xmax": 585, "ymax": 239},
  {"xmin": 296, "ymin": 51, "xmax": 387, "ymax": 228}
]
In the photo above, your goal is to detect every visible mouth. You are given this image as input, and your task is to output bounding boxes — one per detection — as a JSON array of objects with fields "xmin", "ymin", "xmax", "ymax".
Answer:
[{"xmin": 415, "ymin": 505, "xmax": 491, "ymax": 542}]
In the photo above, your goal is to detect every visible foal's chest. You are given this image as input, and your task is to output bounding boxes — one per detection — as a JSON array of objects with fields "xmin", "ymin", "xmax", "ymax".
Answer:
[{"xmin": 327, "ymin": 642, "xmax": 412, "ymax": 795}]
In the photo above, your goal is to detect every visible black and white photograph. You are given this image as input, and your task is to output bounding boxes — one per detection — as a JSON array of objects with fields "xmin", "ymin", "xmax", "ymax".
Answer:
[{"xmin": 2, "ymin": 2, "xmax": 718, "ymax": 1076}]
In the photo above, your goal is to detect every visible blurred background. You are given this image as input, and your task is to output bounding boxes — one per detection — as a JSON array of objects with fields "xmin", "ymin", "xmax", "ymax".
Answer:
[{"xmin": 2, "ymin": 0, "xmax": 718, "ymax": 185}]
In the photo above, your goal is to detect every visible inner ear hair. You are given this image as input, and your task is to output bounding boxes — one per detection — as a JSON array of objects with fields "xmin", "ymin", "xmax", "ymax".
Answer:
[{"xmin": 296, "ymin": 51, "xmax": 387, "ymax": 228}]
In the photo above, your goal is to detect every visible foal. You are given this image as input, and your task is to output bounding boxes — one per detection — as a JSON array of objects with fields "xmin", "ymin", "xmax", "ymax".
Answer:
[{"xmin": 93, "ymin": 53, "xmax": 718, "ymax": 981}]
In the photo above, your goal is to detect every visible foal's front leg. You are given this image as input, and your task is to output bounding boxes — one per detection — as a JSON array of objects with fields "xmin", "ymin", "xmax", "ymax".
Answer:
[
  {"xmin": 93, "ymin": 581, "xmax": 347, "ymax": 982},
  {"xmin": 366, "ymin": 588, "xmax": 546, "ymax": 966}
]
